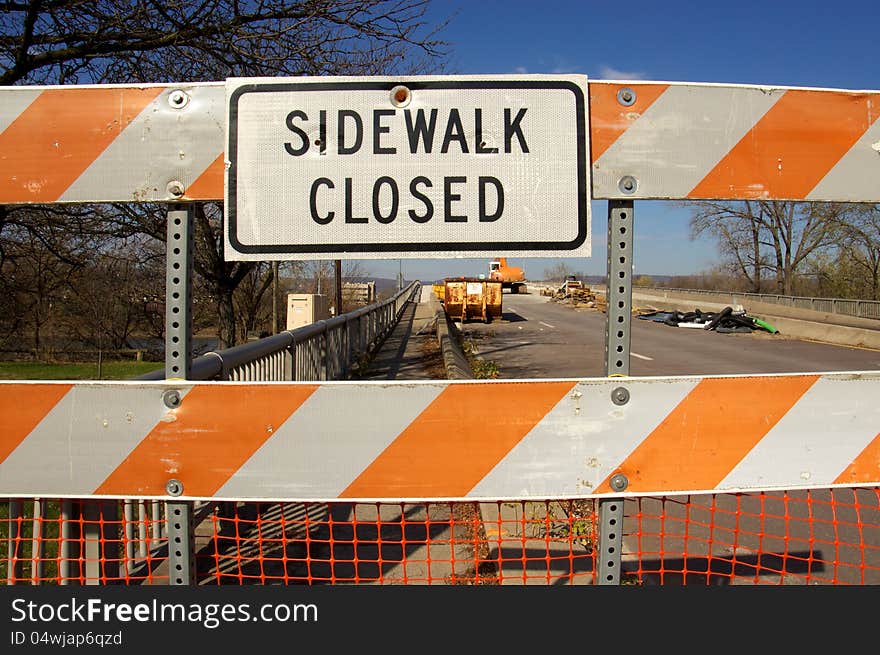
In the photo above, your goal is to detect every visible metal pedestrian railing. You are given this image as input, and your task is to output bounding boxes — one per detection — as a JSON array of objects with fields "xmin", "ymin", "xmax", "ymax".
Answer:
[
  {"xmin": 139, "ymin": 281, "xmax": 420, "ymax": 382},
  {"xmin": 634, "ymin": 286, "xmax": 880, "ymax": 320}
]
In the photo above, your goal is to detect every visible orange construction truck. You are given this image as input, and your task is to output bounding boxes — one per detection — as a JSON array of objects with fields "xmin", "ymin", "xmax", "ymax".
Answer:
[{"xmin": 488, "ymin": 258, "xmax": 527, "ymax": 294}]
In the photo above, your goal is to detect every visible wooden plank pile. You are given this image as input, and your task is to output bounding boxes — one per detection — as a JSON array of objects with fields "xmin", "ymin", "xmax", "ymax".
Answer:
[{"xmin": 544, "ymin": 282, "xmax": 607, "ymax": 312}]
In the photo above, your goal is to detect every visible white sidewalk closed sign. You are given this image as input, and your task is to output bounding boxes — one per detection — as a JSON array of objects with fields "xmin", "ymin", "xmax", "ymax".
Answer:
[{"xmin": 224, "ymin": 75, "xmax": 590, "ymax": 261}]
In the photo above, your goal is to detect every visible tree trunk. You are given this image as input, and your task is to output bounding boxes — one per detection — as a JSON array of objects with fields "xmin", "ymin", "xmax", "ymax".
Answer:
[
  {"xmin": 751, "ymin": 222, "xmax": 761, "ymax": 292},
  {"xmin": 33, "ymin": 316, "xmax": 41, "ymax": 358},
  {"xmin": 217, "ymin": 286, "xmax": 236, "ymax": 350},
  {"xmin": 873, "ymin": 262, "xmax": 880, "ymax": 301}
]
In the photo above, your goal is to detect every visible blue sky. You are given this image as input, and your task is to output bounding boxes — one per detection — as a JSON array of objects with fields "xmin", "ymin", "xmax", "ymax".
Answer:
[{"xmin": 359, "ymin": 0, "xmax": 880, "ymax": 283}]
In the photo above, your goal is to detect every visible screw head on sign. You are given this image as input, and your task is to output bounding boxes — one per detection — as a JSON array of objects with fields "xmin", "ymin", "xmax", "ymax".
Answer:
[
  {"xmin": 618, "ymin": 175, "xmax": 637, "ymax": 195},
  {"xmin": 165, "ymin": 479, "xmax": 184, "ymax": 497},
  {"xmin": 616, "ymin": 87, "xmax": 636, "ymax": 106},
  {"xmin": 611, "ymin": 386, "xmax": 630, "ymax": 406},
  {"xmin": 609, "ymin": 473, "xmax": 629, "ymax": 492},
  {"xmin": 163, "ymin": 389, "xmax": 181, "ymax": 409},
  {"xmin": 390, "ymin": 85, "xmax": 411, "ymax": 108},
  {"xmin": 168, "ymin": 90, "xmax": 189, "ymax": 109},
  {"xmin": 166, "ymin": 181, "xmax": 185, "ymax": 197}
]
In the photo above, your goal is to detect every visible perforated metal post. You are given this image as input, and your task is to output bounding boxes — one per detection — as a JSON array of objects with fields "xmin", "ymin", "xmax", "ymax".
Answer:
[
  {"xmin": 605, "ymin": 200, "xmax": 633, "ymax": 378},
  {"xmin": 599, "ymin": 199, "xmax": 634, "ymax": 585},
  {"xmin": 165, "ymin": 204, "xmax": 194, "ymax": 585}
]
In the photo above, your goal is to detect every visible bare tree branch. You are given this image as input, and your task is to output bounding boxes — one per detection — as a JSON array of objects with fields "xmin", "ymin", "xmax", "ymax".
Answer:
[{"xmin": 0, "ymin": 0, "xmax": 450, "ymax": 84}]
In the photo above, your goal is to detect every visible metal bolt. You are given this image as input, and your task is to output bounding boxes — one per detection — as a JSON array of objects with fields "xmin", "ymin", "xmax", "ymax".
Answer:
[
  {"xmin": 616, "ymin": 87, "xmax": 636, "ymax": 106},
  {"xmin": 609, "ymin": 473, "xmax": 629, "ymax": 492},
  {"xmin": 618, "ymin": 175, "xmax": 637, "ymax": 195},
  {"xmin": 168, "ymin": 90, "xmax": 189, "ymax": 109},
  {"xmin": 163, "ymin": 389, "xmax": 181, "ymax": 408},
  {"xmin": 390, "ymin": 85, "xmax": 411, "ymax": 108},
  {"xmin": 165, "ymin": 479, "xmax": 184, "ymax": 497},
  {"xmin": 166, "ymin": 181, "xmax": 185, "ymax": 197},
  {"xmin": 611, "ymin": 386, "xmax": 630, "ymax": 406}
]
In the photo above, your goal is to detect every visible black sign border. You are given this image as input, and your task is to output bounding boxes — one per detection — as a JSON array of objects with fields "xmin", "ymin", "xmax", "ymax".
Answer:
[{"xmin": 226, "ymin": 79, "xmax": 588, "ymax": 256}]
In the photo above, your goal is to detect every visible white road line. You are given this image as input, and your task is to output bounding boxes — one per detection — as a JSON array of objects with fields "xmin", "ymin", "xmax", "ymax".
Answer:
[
  {"xmin": 631, "ymin": 352, "xmax": 653, "ymax": 361},
  {"xmin": 539, "ymin": 321, "xmax": 556, "ymax": 329}
]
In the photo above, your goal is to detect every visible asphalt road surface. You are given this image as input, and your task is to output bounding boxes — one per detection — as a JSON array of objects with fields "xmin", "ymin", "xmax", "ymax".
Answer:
[{"xmin": 457, "ymin": 290, "xmax": 880, "ymax": 379}]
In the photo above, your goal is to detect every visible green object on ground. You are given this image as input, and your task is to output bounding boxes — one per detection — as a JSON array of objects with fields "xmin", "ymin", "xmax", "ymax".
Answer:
[{"xmin": 752, "ymin": 318, "xmax": 778, "ymax": 334}]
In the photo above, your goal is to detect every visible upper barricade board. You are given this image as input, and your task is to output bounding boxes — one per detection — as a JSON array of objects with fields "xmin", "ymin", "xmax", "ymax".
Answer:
[
  {"xmin": 0, "ymin": 79, "xmax": 876, "ymax": 210},
  {"xmin": 589, "ymin": 81, "xmax": 880, "ymax": 202}
]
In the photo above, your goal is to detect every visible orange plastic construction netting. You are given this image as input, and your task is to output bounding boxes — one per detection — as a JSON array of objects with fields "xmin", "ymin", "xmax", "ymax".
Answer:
[{"xmin": 3, "ymin": 488, "xmax": 879, "ymax": 585}]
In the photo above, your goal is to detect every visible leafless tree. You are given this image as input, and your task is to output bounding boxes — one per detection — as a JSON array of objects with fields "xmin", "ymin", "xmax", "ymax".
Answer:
[
  {"xmin": 1, "ymin": 0, "xmax": 450, "ymax": 348},
  {"xmin": 0, "ymin": 223, "xmax": 82, "ymax": 355},
  {"xmin": 839, "ymin": 204, "xmax": 880, "ymax": 300},
  {"xmin": 809, "ymin": 204, "xmax": 880, "ymax": 300},
  {"xmin": 62, "ymin": 252, "xmax": 144, "ymax": 351},
  {"xmin": 1, "ymin": 1, "xmax": 449, "ymax": 85},
  {"xmin": 233, "ymin": 261, "xmax": 275, "ymax": 342},
  {"xmin": 688, "ymin": 201, "xmax": 844, "ymax": 295},
  {"xmin": 543, "ymin": 261, "xmax": 573, "ymax": 283}
]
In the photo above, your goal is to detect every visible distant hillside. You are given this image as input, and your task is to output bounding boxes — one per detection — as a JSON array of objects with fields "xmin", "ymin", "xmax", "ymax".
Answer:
[{"xmin": 347, "ymin": 276, "xmax": 402, "ymax": 295}]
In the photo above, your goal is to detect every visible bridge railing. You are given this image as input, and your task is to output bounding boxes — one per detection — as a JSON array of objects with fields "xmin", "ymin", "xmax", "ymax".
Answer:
[
  {"xmin": 634, "ymin": 286, "xmax": 880, "ymax": 320},
  {"xmin": 138, "ymin": 281, "xmax": 420, "ymax": 382}
]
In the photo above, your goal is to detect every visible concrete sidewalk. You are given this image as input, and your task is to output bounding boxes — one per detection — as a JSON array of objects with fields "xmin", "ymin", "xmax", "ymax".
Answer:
[{"xmin": 355, "ymin": 286, "xmax": 445, "ymax": 380}]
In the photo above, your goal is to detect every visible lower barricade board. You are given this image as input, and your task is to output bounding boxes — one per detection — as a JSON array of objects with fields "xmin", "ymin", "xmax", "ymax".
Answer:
[{"xmin": 1, "ymin": 373, "xmax": 879, "ymax": 500}]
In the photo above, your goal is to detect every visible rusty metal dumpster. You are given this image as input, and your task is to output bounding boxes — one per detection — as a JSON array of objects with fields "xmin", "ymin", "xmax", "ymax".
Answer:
[{"xmin": 443, "ymin": 278, "xmax": 502, "ymax": 323}]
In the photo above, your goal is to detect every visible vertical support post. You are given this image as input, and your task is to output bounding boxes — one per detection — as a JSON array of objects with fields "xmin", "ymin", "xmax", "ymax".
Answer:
[
  {"xmin": 272, "ymin": 261, "xmax": 279, "ymax": 334},
  {"xmin": 151, "ymin": 501, "xmax": 162, "ymax": 540},
  {"xmin": 82, "ymin": 501, "xmax": 119, "ymax": 584},
  {"xmin": 322, "ymin": 329, "xmax": 329, "ymax": 380},
  {"xmin": 6, "ymin": 499, "xmax": 23, "ymax": 584},
  {"xmin": 59, "ymin": 500, "xmax": 72, "ymax": 585},
  {"xmin": 335, "ymin": 259, "xmax": 343, "ymax": 317},
  {"xmin": 123, "ymin": 500, "xmax": 135, "ymax": 574},
  {"xmin": 599, "ymin": 199, "xmax": 634, "ymax": 585},
  {"xmin": 137, "ymin": 501, "xmax": 148, "ymax": 558},
  {"xmin": 605, "ymin": 200, "xmax": 633, "ymax": 378},
  {"xmin": 165, "ymin": 204, "xmax": 195, "ymax": 585},
  {"xmin": 31, "ymin": 499, "xmax": 45, "ymax": 584},
  {"xmin": 52, "ymin": 497, "xmax": 119, "ymax": 586},
  {"xmin": 285, "ymin": 343, "xmax": 294, "ymax": 381}
]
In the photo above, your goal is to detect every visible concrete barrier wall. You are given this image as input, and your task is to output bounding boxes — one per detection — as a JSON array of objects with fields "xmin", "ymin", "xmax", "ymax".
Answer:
[
  {"xmin": 435, "ymin": 308, "xmax": 474, "ymax": 380},
  {"xmin": 420, "ymin": 285, "xmax": 474, "ymax": 380}
]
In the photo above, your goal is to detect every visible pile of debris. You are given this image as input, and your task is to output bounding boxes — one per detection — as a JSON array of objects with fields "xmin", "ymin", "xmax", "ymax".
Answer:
[
  {"xmin": 543, "ymin": 281, "xmax": 606, "ymax": 311},
  {"xmin": 637, "ymin": 306, "xmax": 778, "ymax": 334}
]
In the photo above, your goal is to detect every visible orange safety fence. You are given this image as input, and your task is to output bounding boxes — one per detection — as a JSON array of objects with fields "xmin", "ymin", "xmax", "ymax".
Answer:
[{"xmin": 3, "ymin": 489, "xmax": 879, "ymax": 586}]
